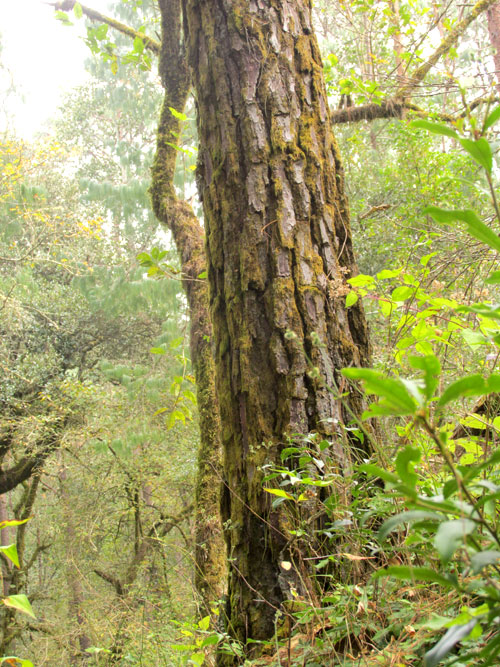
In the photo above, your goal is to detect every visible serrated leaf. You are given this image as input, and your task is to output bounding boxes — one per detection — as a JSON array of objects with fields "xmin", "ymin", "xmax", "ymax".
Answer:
[
  {"xmin": 378, "ymin": 510, "xmax": 442, "ymax": 542},
  {"xmin": 434, "ymin": 519, "xmax": 476, "ymax": 563},
  {"xmin": 2, "ymin": 595, "xmax": 35, "ymax": 618},
  {"xmin": 424, "ymin": 206, "xmax": 500, "ymax": 253},
  {"xmin": 424, "ymin": 619, "xmax": 477, "ymax": 667},
  {"xmin": 410, "ymin": 120, "xmax": 458, "ymax": 139},
  {"xmin": 459, "ymin": 137, "xmax": 493, "ymax": 173}
]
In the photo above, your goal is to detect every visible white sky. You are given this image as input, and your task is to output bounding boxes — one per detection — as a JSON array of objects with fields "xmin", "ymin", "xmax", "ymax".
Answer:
[{"xmin": 0, "ymin": 0, "xmax": 112, "ymax": 138}]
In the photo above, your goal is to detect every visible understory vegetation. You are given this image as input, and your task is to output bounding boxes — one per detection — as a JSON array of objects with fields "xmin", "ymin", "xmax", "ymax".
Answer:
[{"xmin": 2, "ymin": 0, "xmax": 500, "ymax": 665}]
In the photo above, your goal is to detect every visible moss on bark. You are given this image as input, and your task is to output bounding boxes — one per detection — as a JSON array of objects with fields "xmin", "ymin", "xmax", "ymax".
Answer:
[{"xmin": 182, "ymin": 0, "xmax": 373, "ymax": 656}]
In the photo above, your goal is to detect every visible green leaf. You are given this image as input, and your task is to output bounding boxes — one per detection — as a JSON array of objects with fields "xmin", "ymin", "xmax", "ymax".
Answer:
[
  {"xmin": 424, "ymin": 206, "xmax": 500, "ymax": 253},
  {"xmin": 197, "ymin": 271, "xmax": 207, "ymax": 279},
  {"xmin": 54, "ymin": 10, "xmax": 73, "ymax": 25},
  {"xmin": 0, "ymin": 544, "xmax": 19, "ymax": 568},
  {"xmin": 345, "ymin": 291, "xmax": 358, "ymax": 307},
  {"xmin": 438, "ymin": 374, "xmax": 488, "ymax": 408},
  {"xmin": 133, "ymin": 36, "xmax": 145, "ymax": 54},
  {"xmin": 201, "ymin": 635, "xmax": 220, "ymax": 647},
  {"xmin": 347, "ymin": 274, "xmax": 375, "ymax": 287},
  {"xmin": 434, "ymin": 519, "xmax": 476, "ymax": 563},
  {"xmin": 391, "ymin": 286, "xmax": 413, "ymax": 301},
  {"xmin": 484, "ymin": 104, "xmax": 500, "ymax": 131},
  {"xmin": 470, "ymin": 550, "xmax": 500, "ymax": 574},
  {"xmin": 410, "ymin": 120, "xmax": 458, "ymax": 139},
  {"xmin": 409, "ymin": 354, "xmax": 440, "ymax": 400},
  {"xmin": 358, "ymin": 463, "xmax": 398, "ymax": 484},
  {"xmin": 424, "ymin": 620, "xmax": 477, "ymax": 667},
  {"xmin": 198, "ymin": 615, "xmax": 210, "ymax": 631},
  {"xmin": 395, "ymin": 445, "xmax": 421, "ymax": 489},
  {"xmin": 190, "ymin": 653, "xmax": 205, "ymax": 667},
  {"xmin": 169, "ymin": 107, "xmax": 189, "ymax": 122},
  {"xmin": 150, "ymin": 347, "xmax": 166, "ymax": 355},
  {"xmin": 459, "ymin": 137, "xmax": 493, "ymax": 173},
  {"xmin": 376, "ymin": 269, "xmax": 401, "ymax": 279},
  {"xmin": 378, "ymin": 510, "xmax": 442, "ymax": 542},
  {"xmin": 342, "ymin": 368, "xmax": 417, "ymax": 416},
  {"xmin": 73, "ymin": 2, "xmax": 83, "ymax": 19},
  {"xmin": 485, "ymin": 270, "xmax": 500, "ymax": 284},
  {"xmin": 373, "ymin": 565, "xmax": 458, "ymax": 589},
  {"xmin": 263, "ymin": 488, "xmax": 294, "ymax": 500},
  {"xmin": 2, "ymin": 594, "xmax": 35, "ymax": 618},
  {"xmin": 95, "ymin": 24, "xmax": 109, "ymax": 40}
]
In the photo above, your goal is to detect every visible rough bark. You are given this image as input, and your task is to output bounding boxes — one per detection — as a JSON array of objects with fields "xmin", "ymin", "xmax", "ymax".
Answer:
[
  {"xmin": 182, "ymin": 0, "xmax": 372, "ymax": 649},
  {"xmin": 487, "ymin": 2, "xmax": 500, "ymax": 91},
  {"xmin": 150, "ymin": 0, "xmax": 226, "ymax": 608}
]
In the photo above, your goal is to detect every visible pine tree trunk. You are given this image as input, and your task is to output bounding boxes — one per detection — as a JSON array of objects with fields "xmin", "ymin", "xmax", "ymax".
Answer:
[{"xmin": 182, "ymin": 0, "xmax": 372, "ymax": 648}]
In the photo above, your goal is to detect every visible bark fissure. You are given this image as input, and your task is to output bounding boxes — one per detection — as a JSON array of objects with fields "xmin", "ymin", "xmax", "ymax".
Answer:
[{"xmin": 183, "ymin": 0, "xmax": 372, "ymax": 648}]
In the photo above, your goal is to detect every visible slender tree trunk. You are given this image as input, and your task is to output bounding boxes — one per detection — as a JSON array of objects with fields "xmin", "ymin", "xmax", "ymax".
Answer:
[
  {"xmin": 0, "ymin": 495, "xmax": 12, "ymax": 597},
  {"xmin": 182, "ymin": 0, "xmax": 372, "ymax": 650},
  {"xmin": 59, "ymin": 468, "xmax": 91, "ymax": 663},
  {"xmin": 152, "ymin": 0, "xmax": 226, "ymax": 608}
]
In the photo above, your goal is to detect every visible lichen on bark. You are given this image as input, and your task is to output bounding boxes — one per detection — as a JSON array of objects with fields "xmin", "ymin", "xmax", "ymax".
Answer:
[
  {"xmin": 151, "ymin": 0, "xmax": 225, "ymax": 608},
  {"xmin": 182, "ymin": 0, "xmax": 373, "ymax": 652}
]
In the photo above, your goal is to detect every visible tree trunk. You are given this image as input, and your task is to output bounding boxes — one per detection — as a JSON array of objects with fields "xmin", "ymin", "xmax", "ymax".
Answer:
[
  {"xmin": 488, "ymin": 2, "xmax": 500, "ymax": 91},
  {"xmin": 182, "ymin": 0, "xmax": 372, "ymax": 649},
  {"xmin": 152, "ymin": 0, "xmax": 226, "ymax": 608}
]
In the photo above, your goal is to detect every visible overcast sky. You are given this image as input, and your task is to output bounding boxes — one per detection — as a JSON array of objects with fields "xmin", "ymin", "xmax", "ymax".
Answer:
[{"xmin": 1, "ymin": 0, "xmax": 112, "ymax": 137}]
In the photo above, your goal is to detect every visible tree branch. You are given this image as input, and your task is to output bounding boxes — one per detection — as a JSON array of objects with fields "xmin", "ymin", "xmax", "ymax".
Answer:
[
  {"xmin": 397, "ymin": 0, "xmax": 498, "ymax": 99},
  {"xmin": 331, "ymin": 0, "xmax": 499, "ymax": 125},
  {"xmin": 47, "ymin": 2, "xmax": 161, "ymax": 55}
]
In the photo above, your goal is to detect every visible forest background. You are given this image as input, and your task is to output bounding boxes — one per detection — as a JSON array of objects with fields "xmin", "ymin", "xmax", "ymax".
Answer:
[{"xmin": 2, "ymin": 0, "xmax": 500, "ymax": 665}]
